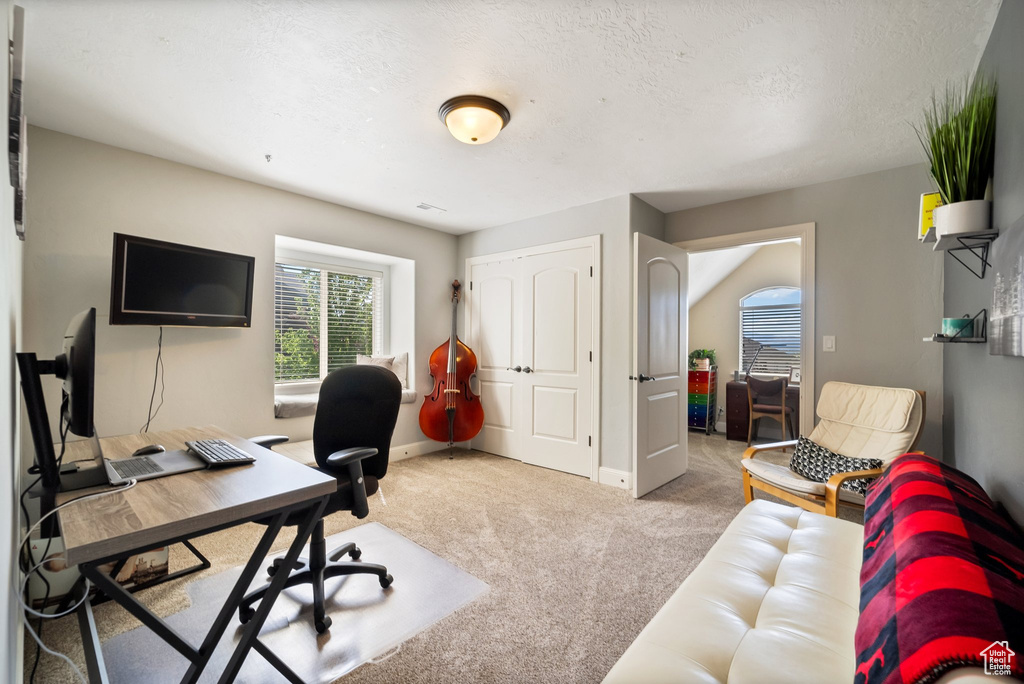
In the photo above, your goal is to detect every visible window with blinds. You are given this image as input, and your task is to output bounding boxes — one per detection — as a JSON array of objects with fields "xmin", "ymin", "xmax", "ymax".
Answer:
[
  {"xmin": 739, "ymin": 287, "xmax": 801, "ymax": 376},
  {"xmin": 274, "ymin": 260, "xmax": 384, "ymax": 383}
]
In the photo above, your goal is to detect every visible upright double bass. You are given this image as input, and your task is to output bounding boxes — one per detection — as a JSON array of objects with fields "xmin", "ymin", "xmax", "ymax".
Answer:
[{"xmin": 419, "ymin": 280, "xmax": 484, "ymax": 446}]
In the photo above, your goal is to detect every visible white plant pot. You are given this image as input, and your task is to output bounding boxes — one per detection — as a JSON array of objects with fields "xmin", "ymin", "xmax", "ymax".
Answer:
[{"xmin": 933, "ymin": 200, "xmax": 992, "ymax": 238}]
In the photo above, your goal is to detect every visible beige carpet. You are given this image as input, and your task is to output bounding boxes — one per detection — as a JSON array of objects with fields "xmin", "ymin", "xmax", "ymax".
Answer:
[{"xmin": 26, "ymin": 433, "xmax": 862, "ymax": 683}]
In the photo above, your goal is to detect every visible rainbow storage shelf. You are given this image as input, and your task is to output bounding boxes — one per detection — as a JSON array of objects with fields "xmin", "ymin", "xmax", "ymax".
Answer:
[{"xmin": 687, "ymin": 368, "xmax": 717, "ymax": 435}]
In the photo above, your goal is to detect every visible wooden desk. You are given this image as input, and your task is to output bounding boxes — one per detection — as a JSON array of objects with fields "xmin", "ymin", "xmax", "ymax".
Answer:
[
  {"xmin": 58, "ymin": 426, "xmax": 333, "ymax": 567},
  {"xmin": 58, "ymin": 426, "xmax": 336, "ymax": 684},
  {"xmin": 725, "ymin": 381, "xmax": 801, "ymax": 441}
]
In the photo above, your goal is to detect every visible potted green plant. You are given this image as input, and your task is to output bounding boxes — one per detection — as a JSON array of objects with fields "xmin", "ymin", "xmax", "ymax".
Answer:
[
  {"xmin": 688, "ymin": 349, "xmax": 717, "ymax": 371},
  {"xmin": 914, "ymin": 75, "xmax": 997, "ymax": 238}
]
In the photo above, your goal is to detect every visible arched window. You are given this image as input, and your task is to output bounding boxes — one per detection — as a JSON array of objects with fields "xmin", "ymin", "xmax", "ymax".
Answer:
[{"xmin": 740, "ymin": 287, "xmax": 801, "ymax": 376}]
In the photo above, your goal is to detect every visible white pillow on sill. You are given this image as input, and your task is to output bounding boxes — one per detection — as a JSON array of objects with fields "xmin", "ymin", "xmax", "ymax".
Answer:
[{"xmin": 356, "ymin": 352, "xmax": 408, "ymax": 389}]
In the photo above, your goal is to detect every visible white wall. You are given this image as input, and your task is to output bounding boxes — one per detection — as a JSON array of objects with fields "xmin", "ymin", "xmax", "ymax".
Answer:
[
  {"xmin": 688, "ymin": 242, "xmax": 801, "ymax": 422},
  {"xmin": 2, "ymin": 0, "xmax": 21, "ymax": 676},
  {"xmin": 22, "ymin": 127, "xmax": 458, "ymax": 451},
  {"xmin": 666, "ymin": 164, "xmax": 945, "ymax": 457}
]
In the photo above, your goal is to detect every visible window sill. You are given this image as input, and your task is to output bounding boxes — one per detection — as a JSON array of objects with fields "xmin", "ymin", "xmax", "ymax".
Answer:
[{"xmin": 274, "ymin": 386, "xmax": 417, "ymax": 419}]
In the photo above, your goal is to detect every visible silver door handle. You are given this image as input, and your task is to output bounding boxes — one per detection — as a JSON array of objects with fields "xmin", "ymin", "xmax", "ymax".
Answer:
[
  {"xmin": 523, "ymin": 366, "xmax": 533, "ymax": 374},
  {"xmin": 507, "ymin": 365, "xmax": 522, "ymax": 373}
]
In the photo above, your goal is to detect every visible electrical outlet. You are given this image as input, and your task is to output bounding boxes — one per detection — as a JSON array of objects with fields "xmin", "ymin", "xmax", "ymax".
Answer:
[{"xmin": 823, "ymin": 335, "xmax": 836, "ymax": 352}]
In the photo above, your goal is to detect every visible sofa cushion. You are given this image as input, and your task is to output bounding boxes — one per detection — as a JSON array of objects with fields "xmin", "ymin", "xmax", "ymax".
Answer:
[
  {"xmin": 603, "ymin": 499, "xmax": 864, "ymax": 683},
  {"xmin": 856, "ymin": 454, "xmax": 1024, "ymax": 683},
  {"xmin": 788, "ymin": 436, "xmax": 882, "ymax": 497}
]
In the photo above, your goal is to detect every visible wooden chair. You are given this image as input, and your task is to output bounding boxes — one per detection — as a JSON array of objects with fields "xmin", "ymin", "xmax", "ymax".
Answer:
[
  {"xmin": 745, "ymin": 374, "xmax": 796, "ymax": 447},
  {"xmin": 741, "ymin": 381, "xmax": 925, "ymax": 517}
]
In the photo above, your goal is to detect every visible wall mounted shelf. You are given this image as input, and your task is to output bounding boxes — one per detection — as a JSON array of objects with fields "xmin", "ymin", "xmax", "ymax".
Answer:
[
  {"xmin": 932, "ymin": 230, "xmax": 999, "ymax": 279},
  {"xmin": 924, "ymin": 309, "xmax": 987, "ymax": 344},
  {"xmin": 924, "ymin": 335, "xmax": 987, "ymax": 344}
]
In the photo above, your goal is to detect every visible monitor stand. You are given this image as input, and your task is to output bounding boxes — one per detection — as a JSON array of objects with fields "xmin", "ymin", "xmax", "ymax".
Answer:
[
  {"xmin": 16, "ymin": 353, "xmax": 108, "ymax": 517},
  {"xmin": 58, "ymin": 460, "xmax": 108, "ymax": 490}
]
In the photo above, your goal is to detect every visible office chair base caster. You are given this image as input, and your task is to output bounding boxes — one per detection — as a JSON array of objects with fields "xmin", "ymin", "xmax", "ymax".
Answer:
[
  {"xmin": 267, "ymin": 556, "xmax": 303, "ymax": 577},
  {"xmin": 315, "ymin": 616, "xmax": 332, "ymax": 634},
  {"xmin": 380, "ymin": 573, "xmax": 393, "ymax": 589},
  {"xmin": 328, "ymin": 542, "xmax": 361, "ymax": 562},
  {"xmin": 238, "ymin": 606, "xmax": 255, "ymax": 625}
]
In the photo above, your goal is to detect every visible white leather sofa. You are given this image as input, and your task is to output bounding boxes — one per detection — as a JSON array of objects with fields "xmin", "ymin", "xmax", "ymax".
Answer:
[{"xmin": 603, "ymin": 499, "xmax": 991, "ymax": 683}]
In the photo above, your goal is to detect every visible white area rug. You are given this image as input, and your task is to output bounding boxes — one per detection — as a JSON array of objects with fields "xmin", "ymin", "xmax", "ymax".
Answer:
[{"xmin": 101, "ymin": 522, "xmax": 488, "ymax": 683}]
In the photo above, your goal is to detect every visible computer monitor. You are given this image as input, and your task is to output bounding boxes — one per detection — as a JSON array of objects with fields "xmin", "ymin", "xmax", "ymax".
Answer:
[
  {"xmin": 17, "ymin": 307, "xmax": 104, "ymax": 526},
  {"xmin": 57, "ymin": 308, "xmax": 96, "ymax": 437}
]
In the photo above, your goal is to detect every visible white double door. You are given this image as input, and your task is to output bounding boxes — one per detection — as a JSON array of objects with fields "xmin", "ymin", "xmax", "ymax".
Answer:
[{"xmin": 468, "ymin": 243, "xmax": 595, "ymax": 477}]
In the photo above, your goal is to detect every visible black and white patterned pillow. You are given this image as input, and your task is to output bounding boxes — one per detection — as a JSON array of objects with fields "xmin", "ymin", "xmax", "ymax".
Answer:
[{"xmin": 789, "ymin": 436, "xmax": 883, "ymax": 497}]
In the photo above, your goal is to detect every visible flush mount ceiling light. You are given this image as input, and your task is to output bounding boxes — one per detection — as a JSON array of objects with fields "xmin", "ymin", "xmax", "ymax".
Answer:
[{"xmin": 438, "ymin": 95, "xmax": 510, "ymax": 145}]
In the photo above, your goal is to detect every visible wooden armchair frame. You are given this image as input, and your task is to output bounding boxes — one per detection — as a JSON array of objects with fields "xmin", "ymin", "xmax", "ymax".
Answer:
[{"xmin": 741, "ymin": 390, "xmax": 926, "ymax": 517}]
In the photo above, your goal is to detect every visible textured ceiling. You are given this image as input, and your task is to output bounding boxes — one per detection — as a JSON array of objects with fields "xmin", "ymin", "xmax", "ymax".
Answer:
[{"xmin": 22, "ymin": 0, "xmax": 1000, "ymax": 234}]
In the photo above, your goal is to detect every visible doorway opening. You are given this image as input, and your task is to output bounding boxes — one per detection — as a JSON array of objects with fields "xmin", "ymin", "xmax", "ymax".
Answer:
[{"xmin": 677, "ymin": 223, "xmax": 815, "ymax": 449}]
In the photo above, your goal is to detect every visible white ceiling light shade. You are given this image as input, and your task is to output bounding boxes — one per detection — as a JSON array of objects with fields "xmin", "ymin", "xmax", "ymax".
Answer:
[{"xmin": 438, "ymin": 95, "xmax": 511, "ymax": 145}]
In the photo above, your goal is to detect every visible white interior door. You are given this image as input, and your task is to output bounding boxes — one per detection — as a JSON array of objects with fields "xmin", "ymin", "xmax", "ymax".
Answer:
[
  {"xmin": 520, "ymin": 247, "xmax": 593, "ymax": 477},
  {"xmin": 468, "ymin": 258, "xmax": 520, "ymax": 457},
  {"xmin": 633, "ymin": 232, "xmax": 688, "ymax": 498}
]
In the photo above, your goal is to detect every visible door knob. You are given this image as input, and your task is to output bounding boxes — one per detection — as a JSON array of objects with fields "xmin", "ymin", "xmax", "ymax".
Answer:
[
  {"xmin": 507, "ymin": 365, "xmax": 522, "ymax": 373},
  {"xmin": 637, "ymin": 373, "xmax": 656, "ymax": 383},
  {"xmin": 523, "ymin": 366, "xmax": 534, "ymax": 374}
]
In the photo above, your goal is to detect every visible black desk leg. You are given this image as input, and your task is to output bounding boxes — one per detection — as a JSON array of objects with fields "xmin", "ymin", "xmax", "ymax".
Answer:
[
  {"xmin": 72, "ymin": 497, "xmax": 327, "ymax": 684},
  {"xmin": 178, "ymin": 508, "xmax": 291, "ymax": 683},
  {"xmin": 75, "ymin": 582, "xmax": 108, "ymax": 684},
  {"xmin": 217, "ymin": 496, "xmax": 328, "ymax": 684}
]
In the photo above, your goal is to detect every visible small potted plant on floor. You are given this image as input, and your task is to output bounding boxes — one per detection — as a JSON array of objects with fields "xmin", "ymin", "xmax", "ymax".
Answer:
[
  {"xmin": 914, "ymin": 75, "xmax": 997, "ymax": 238},
  {"xmin": 688, "ymin": 349, "xmax": 717, "ymax": 371}
]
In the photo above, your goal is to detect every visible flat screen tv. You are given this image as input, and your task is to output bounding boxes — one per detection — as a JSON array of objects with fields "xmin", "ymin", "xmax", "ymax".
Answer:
[{"xmin": 109, "ymin": 233, "xmax": 255, "ymax": 327}]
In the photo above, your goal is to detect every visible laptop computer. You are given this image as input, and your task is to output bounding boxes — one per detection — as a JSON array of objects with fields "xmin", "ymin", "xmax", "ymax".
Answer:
[{"xmin": 89, "ymin": 433, "xmax": 207, "ymax": 486}]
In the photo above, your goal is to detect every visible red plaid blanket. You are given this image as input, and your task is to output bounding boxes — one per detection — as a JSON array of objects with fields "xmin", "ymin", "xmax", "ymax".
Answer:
[{"xmin": 856, "ymin": 453, "xmax": 1024, "ymax": 683}]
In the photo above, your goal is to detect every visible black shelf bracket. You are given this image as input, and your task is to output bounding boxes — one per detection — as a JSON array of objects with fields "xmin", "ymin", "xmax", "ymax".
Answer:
[
  {"xmin": 947, "ymin": 234, "xmax": 998, "ymax": 279},
  {"xmin": 927, "ymin": 309, "xmax": 988, "ymax": 344}
]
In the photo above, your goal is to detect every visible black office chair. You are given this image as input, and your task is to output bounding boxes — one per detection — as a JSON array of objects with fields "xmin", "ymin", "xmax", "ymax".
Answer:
[{"xmin": 239, "ymin": 364, "xmax": 402, "ymax": 634}]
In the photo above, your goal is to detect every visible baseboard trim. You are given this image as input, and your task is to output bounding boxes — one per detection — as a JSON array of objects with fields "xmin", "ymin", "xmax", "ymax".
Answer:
[
  {"xmin": 598, "ymin": 467, "xmax": 631, "ymax": 490},
  {"xmin": 390, "ymin": 440, "xmax": 467, "ymax": 461}
]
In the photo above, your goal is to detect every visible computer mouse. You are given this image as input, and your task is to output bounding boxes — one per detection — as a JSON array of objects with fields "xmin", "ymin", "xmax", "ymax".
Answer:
[{"xmin": 132, "ymin": 444, "xmax": 166, "ymax": 457}]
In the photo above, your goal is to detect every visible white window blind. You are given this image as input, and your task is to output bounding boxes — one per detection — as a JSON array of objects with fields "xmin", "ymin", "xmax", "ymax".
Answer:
[
  {"xmin": 740, "ymin": 287, "xmax": 801, "ymax": 376},
  {"xmin": 274, "ymin": 261, "xmax": 383, "ymax": 383}
]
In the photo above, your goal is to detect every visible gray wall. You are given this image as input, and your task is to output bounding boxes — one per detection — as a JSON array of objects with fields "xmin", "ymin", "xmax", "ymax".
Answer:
[
  {"xmin": 1, "ymin": 0, "xmax": 21, "ymax": 674},
  {"xmin": 665, "ymin": 164, "xmax": 945, "ymax": 457},
  {"xmin": 23, "ymin": 128, "xmax": 458, "ymax": 451},
  {"xmin": 944, "ymin": 0, "xmax": 1024, "ymax": 523}
]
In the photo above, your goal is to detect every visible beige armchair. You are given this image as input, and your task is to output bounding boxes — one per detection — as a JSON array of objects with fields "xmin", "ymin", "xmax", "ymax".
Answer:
[{"xmin": 741, "ymin": 381, "xmax": 925, "ymax": 517}]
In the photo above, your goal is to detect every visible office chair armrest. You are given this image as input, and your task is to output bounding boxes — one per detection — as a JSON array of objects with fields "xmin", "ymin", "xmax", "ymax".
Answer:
[
  {"xmin": 326, "ymin": 447, "xmax": 379, "ymax": 468},
  {"xmin": 742, "ymin": 440, "xmax": 798, "ymax": 460},
  {"xmin": 249, "ymin": 435, "xmax": 290, "ymax": 450},
  {"xmin": 327, "ymin": 448, "xmax": 379, "ymax": 519}
]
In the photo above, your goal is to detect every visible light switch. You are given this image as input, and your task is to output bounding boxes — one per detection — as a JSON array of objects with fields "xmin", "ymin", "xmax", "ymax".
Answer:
[{"xmin": 823, "ymin": 335, "xmax": 836, "ymax": 352}]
